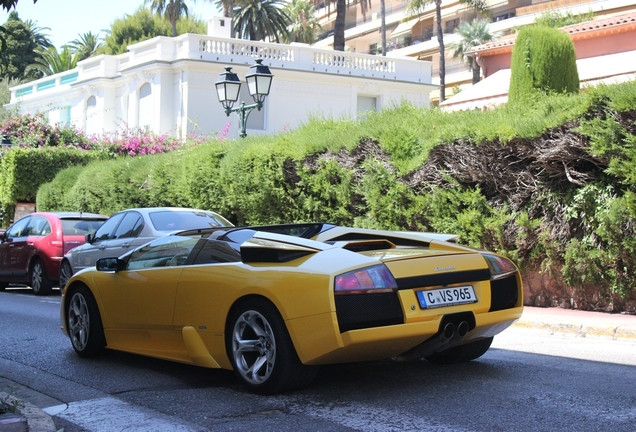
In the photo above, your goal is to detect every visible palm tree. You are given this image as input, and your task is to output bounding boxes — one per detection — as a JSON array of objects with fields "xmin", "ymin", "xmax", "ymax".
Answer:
[
  {"xmin": 23, "ymin": 19, "xmax": 52, "ymax": 50},
  {"xmin": 69, "ymin": 31, "xmax": 104, "ymax": 61},
  {"xmin": 407, "ymin": 0, "xmax": 487, "ymax": 102},
  {"xmin": 333, "ymin": 0, "xmax": 369, "ymax": 52},
  {"xmin": 447, "ymin": 18, "xmax": 496, "ymax": 85},
  {"xmin": 26, "ymin": 46, "xmax": 79, "ymax": 76},
  {"xmin": 284, "ymin": 0, "xmax": 321, "ymax": 44},
  {"xmin": 145, "ymin": 0, "xmax": 195, "ymax": 37},
  {"xmin": 233, "ymin": 0, "xmax": 291, "ymax": 42}
]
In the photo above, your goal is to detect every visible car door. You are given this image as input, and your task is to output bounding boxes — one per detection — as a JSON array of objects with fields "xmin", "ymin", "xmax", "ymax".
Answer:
[
  {"xmin": 94, "ymin": 235, "xmax": 199, "ymax": 357},
  {"xmin": 0, "ymin": 216, "xmax": 31, "ymax": 281},
  {"xmin": 100, "ymin": 211, "xmax": 145, "ymax": 259},
  {"xmin": 18, "ymin": 215, "xmax": 51, "ymax": 276},
  {"xmin": 70, "ymin": 212, "xmax": 126, "ymax": 272}
]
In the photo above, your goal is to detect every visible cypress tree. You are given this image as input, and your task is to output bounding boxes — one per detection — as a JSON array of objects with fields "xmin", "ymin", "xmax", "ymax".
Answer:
[{"xmin": 509, "ymin": 26, "xmax": 579, "ymax": 103}]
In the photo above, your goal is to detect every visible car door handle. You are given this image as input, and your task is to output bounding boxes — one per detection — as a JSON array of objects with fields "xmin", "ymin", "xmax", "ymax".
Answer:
[
  {"xmin": 98, "ymin": 245, "xmax": 106, "ymax": 250},
  {"xmin": 8, "ymin": 244, "xmax": 14, "ymax": 248},
  {"xmin": 121, "ymin": 243, "xmax": 130, "ymax": 248}
]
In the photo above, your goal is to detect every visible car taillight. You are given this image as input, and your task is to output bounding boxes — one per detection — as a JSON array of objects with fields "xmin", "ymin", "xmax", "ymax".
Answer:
[
  {"xmin": 334, "ymin": 264, "xmax": 397, "ymax": 295},
  {"xmin": 483, "ymin": 254, "xmax": 517, "ymax": 280}
]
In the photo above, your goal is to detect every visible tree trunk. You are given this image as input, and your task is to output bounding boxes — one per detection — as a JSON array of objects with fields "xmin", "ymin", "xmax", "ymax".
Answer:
[
  {"xmin": 380, "ymin": 0, "xmax": 386, "ymax": 56},
  {"xmin": 334, "ymin": 0, "xmax": 346, "ymax": 51},
  {"xmin": 472, "ymin": 63, "xmax": 481, "ymax": 84},
  {"xmin": 435, "ymin": 0, "xmax": 445, "ymax": 102},
  {"xmin": 170, "ymin": 0, "xmax": 178, "ymax": 37}
]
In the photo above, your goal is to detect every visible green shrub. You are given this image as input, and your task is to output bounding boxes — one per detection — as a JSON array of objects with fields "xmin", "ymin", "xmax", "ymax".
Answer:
[
  {"xmin": 0, "ymin": 147, "xmax": 104, "ymax": 225},
  {"xmin": 509, "ymin": 26, "xmax": 579, "ymax": 103}
]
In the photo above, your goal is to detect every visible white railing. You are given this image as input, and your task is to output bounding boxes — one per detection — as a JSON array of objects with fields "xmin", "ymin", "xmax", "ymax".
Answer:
[{"xmin": 9, "ymin": 33, "xmax": 432, "ymax": 103}]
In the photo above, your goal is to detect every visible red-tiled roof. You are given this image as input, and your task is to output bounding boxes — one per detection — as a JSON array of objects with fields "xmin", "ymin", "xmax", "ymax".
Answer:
[{"xmin": 469, "ymin": 11, "xmax": 636, "ymax": 56}]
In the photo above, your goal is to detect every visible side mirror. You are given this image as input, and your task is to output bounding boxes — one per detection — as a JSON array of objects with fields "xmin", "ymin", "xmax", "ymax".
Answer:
[
  {"xmin": 0, "ymin": 231, "xmax": 6, "ymax": 241},
  {"xmin": 96, "ymin": 257, "xmax": 125, "ymax": 272},
  {"xmin": 85, "ymin": 233, "xmax": 94, "ymax": 243}
]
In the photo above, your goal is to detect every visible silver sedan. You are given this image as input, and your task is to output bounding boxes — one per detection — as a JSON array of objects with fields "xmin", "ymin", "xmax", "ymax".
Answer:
[{"xmin": 59, "ymin": 207, "xmax": 233, "ymax": 289}]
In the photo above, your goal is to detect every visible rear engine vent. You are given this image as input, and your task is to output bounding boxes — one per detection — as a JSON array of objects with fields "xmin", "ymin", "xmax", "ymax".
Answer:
[
  {"xmin": 335, "ymin": 292, "xmax": 404, "ymax": 332},
  {"xmin": 328, "ymin": 233, "xmax": 429, "ymax": 247},
  {"xmin": 490, "ymin": 274, "xmax": 519, "ymax": 311},
  {"xmin": 342, "ymin": 240, "xmax": 392, "ymax": 253},
  {"xmin": 396, "ymin": 269, "xmax": 491, "ymax": 290}
]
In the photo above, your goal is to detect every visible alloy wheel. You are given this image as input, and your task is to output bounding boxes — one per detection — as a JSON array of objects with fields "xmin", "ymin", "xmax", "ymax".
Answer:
[
  {"xmin": 231, "ymin": 310, "xmax": 276, "ymax": 385},
  {"xmin": 68, "ymin": 292, "xmax": 90, "ymax": 351}
]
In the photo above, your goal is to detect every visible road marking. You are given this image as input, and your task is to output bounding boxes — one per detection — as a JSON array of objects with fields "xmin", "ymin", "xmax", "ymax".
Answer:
[
  {"xmin": 53, "ymin": 397, "xmax": 198, "ymax": 432},
  {"xmin": 282, "ymin": 398, "xmax": 475, "ymax": 432}
]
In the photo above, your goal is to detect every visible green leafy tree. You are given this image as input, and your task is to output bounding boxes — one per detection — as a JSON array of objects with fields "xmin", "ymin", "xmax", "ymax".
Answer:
[
  {"xmin": 0, "ymin": 0, "xmax": 37, "ymax": 51},
  {"xmin": 284, "ymin": 0, "xmax": 321, "ymax": 44},
  {"xmin": 534, "ymin": 9, "xmax": 594, "ymax": 28},
  {"xmin": 0, "ymin": 12, "xmax": 40, "ymax": 80},
  {"xmin": 448, "ymin": 18, "xmax": 497, "ymax": 85},
  {"xmin": 26, "ymin": 46, "xmax": 79, "ymax": 76},
  {"xmin": 233, "ymin": 0, "xmax": 291, "ymax": 42},
  {"xmin": 101, "ymin": 6, "xmax": 205, "ymax": 55},
  {"xmin": 508, "ymin": 25, "xmax": 579, "ymax": 103},
  {"xmin": 145, "ymin": 0, "xmax": 196, "ymax": 37},
  {"xmin": 406, "ymin": 0, "xmax": 488, "ymax": 102},
  {"xmin": 69, "ymin": 32, "xmax": 104, "ymax": 61}
]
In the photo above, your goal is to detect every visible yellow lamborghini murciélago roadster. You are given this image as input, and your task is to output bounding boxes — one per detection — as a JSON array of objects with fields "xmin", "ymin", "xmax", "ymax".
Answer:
[{"xmin": 60, "ymin": 223, "xmax": 523, "ymax": 394}]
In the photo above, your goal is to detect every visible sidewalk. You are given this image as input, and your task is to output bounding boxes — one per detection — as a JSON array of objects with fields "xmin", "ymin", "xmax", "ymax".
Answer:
[
  {"xmin": 513, "ymin": 306, "xmax": 636, "ymax": 339},
  {"xmin": 1, "ymin": 306, "xmax": 635, "ymax": 432}
]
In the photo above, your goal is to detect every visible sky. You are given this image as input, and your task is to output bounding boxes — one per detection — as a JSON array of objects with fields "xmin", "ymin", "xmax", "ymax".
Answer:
[{"xmin": 1, "ymin": 0, "xmax": 221, "ymax": 49}]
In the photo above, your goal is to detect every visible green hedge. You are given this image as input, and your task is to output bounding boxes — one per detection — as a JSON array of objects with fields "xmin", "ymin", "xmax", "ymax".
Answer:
[
  {"xmin": 35, "ymin": 81, "xmax": 636, "ymax": 309},
  {"xmin": 0, "ymin": 147, "xmax": 107, "ymax": 225}
]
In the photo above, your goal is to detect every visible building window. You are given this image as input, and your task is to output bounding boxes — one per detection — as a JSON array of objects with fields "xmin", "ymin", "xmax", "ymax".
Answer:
[
  {"xmin": 60, "ymin": 106, "xmax": 71, "ymax": 126},
  {"xmin": 445, "ymin": 19, "xmax": 459, "ymax": 34},
  {"xmin": 138, "ymin": 83, "xmax": 152, "ymax": 130},
  {"xmin": 357, "ymin": 96, "xmax": 377, "ymax": 120},
  {"xmin": 85, "ymin": 96, "xmax": 97, "ymax": 134}
]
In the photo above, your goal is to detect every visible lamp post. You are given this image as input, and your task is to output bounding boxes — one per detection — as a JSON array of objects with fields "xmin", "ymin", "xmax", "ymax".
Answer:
[{"xmin": 215, "ymin": 59, "xmax": 274, "ymax": 138}]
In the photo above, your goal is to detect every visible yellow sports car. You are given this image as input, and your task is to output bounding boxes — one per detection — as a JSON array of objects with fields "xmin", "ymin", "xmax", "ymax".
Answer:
[{"xmin": 60, "ymin": 223, "xmax": 523, "ymax": 394}]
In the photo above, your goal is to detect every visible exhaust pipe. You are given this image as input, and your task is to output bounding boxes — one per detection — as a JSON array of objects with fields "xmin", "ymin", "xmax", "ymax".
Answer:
[
  {"xmin": 393, "ymin": 323, "xmax": 456, "ymax": 362},
  {"xmin": 455, "ymin": 321, "xmax": 469, "ymax": 342}
]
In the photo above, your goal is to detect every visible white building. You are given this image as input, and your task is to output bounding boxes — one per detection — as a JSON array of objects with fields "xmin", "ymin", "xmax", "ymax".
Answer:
[{"xmin": 5, "ymin": 18, "xmax": 436, "ymax": 140}]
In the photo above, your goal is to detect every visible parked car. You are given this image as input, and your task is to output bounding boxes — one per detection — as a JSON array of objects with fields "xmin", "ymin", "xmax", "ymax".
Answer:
[
  {"xmin": 60, "ymin": 223, "xmax": 523, "ymax": 394},
  {"xmin": 0, "ymin": 212, "xmax": 108, "ymax": 295},
  {"xmin": 58, "ymin": 207, "xmax": 233, "ymax": 289}
]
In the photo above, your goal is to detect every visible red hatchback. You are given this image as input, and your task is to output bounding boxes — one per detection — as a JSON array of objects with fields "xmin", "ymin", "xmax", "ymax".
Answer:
[{"xmin": 0, "ymin": 212, "xmax": 107, "ymax": 295}]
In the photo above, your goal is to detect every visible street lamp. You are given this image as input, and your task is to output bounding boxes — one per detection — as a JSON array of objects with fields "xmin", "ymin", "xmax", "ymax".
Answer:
[{"xmin": 215, "ymin": 59, "xmax": 273, "ymax": 138}]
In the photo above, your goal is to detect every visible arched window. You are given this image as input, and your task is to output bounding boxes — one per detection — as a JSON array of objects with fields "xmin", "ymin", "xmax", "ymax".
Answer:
[
  {"xmin": 138, "ymin": 83, "xmax": 152, "ymax": 130},
  {"xmin": 85, "ymin": 96, "xmax": 97, "ymax": 134}
]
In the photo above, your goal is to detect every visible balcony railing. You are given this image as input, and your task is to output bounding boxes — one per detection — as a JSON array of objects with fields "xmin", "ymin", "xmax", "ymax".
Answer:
[{"xmin": 10, "ymin": 33, "xmax": 433, "ymax": 103}]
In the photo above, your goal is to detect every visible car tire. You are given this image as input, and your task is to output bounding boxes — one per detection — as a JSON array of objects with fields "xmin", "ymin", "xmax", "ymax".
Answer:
[
  {"xmin": 424, "ymin": 337, "xmax": 494, "ymax": 365},
  {"xmin": 226, "ymin": 298, "xmax": 319, "ymax": 394},
  {"xmin": 30, "ymin": 259, "xmax": 53, "ymax": 295},
  {"xmin": 67, "ymin": 285, "xmax": 106, "ymax": 358},
  {"xmin": 59, "ymin": 260, "xmax": 73, "ymax": 291}
]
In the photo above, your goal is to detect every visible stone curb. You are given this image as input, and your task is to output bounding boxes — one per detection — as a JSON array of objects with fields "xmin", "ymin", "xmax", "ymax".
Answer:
[
  {"xmin": 512, "ymin": 320, "xmax": 636, "ymax": 340},
  {"xmin": 0, "ymin": 392, "xmax": 56, "ymax": 432}
]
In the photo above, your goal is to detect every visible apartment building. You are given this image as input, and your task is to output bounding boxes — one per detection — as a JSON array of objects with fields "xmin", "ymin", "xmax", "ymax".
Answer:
[{"xmin": 312, "ymin": 0, "xmax": 636, "ymax": 104}]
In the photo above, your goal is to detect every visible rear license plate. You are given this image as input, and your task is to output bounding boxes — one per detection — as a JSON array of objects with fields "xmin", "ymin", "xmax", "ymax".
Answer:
[{"xmin": 416, "ymin": 286, "xmax": 477, "ymax": 309}]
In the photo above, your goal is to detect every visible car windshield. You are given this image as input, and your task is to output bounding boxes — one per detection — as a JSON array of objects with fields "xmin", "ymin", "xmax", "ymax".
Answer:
[
  {"xmin": 62, "ymin": 219, "xmax": 106, "ymax": 236},
  {"xmin": 149, "ymin": 210, "xmax": 233, "ymax": 232}
]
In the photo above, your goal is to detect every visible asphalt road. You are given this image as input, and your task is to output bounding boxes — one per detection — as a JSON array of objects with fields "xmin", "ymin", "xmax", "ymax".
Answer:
[{"xmin": 1, "ymin": 287, "xmax": 635, "ymax": 432}]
